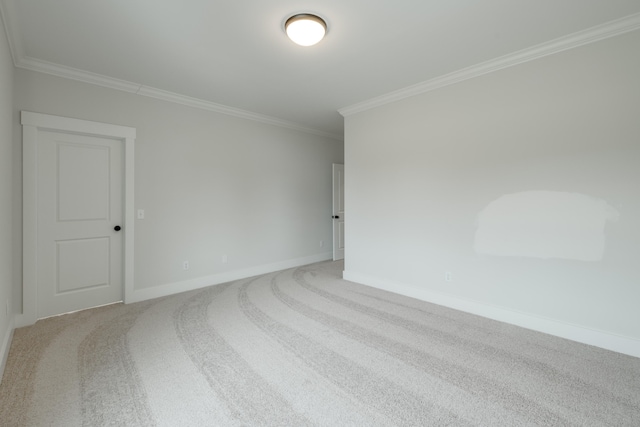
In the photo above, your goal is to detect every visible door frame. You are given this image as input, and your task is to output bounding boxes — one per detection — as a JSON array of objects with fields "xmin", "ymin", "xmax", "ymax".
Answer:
[{"xmin": 18, "ymin": 111, "xmax": 136, "ymax": 327}]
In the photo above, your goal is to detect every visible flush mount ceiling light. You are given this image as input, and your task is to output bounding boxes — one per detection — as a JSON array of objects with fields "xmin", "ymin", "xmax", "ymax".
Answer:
[{"xmin": 285, "ymin": 14, "xmax": 327, "ymax": 46}]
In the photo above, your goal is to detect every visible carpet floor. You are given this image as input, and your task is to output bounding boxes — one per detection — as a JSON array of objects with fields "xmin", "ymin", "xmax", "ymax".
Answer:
[{"xmin": 1, "ymin": 261, "xmax": 639, "ymax": 426}]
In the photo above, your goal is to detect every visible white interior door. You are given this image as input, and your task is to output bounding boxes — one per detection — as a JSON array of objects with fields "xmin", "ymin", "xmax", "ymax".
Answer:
[
  {"xmin": 332, "ymin": 164, "xmax": 345, "ymax": 261},
  {"xmin": 36, "ymin": 131, "xmax": 124, "ymax": 318}
]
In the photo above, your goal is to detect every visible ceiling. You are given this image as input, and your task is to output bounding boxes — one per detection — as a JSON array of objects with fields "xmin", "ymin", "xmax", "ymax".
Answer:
[{"xmin": 2, "ymin": 1, "xmax": 640, "ymax": 140}]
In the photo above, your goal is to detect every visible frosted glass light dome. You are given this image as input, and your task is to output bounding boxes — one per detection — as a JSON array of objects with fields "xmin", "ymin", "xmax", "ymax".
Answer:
[{"xmin": 285, "ymin": 14, "xmax": 327, "ymax": 46}]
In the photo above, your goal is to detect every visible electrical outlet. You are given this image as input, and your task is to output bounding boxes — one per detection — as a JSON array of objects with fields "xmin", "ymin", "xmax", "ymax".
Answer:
[
  {"xmin": 137, "ymin": 209, "xmax": 145, "ymax": 219},
  {"xmin": 319, "ymin": 240, "xmax": 324, "ymax": 248},
  {"xmin": 445, "ymin": 271, "xmax": 452, "ymax": 282},
  {"xmin": 183, "ymin": 261, "xmax": 189, "ymax": 270},
  {"xmin": 222, "ymin": 254, "xmax": 228, "ymax": 263}
]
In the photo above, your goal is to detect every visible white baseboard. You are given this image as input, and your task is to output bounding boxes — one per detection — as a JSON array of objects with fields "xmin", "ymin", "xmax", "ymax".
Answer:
[
  {"xmin": 0, "ymin": 319, "xmax": 15, "ymax": 384},
  {"xmin": 128, "ymin": 252, "xmax": 333, "ymax": 304},
  {"xmin": 343, "ymin": 270, "xmax": 640, "ymax": 359}
]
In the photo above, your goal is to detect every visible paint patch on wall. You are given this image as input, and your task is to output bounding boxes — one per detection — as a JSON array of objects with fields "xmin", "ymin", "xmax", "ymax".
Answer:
[{"xmin": 474, "ymin": 191, "xmax": 619, "ymax": 261}]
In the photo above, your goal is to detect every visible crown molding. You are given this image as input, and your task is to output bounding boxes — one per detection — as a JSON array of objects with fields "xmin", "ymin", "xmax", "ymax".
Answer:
[
  {"xmin": 17, "ymin": 55, "xmax": 142, "ymax": 93},
  {"xmin": 339, "ymin": 13, "xmax": 640, "ymax": 117},
  {"xmin": 135, "ymin": 86, "xmax": 343, "ymax": 140},
  {"xmin": 15, "ymin": 56, "xmax": 343, "ymax": 141},
  {"xmin": 0, "ymin": 1, "xmax": 342, "ymax": 142}
]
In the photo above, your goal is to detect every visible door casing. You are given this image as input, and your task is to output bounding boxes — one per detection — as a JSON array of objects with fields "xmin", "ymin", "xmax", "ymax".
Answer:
[{"xmin": 19, "ymin": 111, "xmax": 136, "ymax": 327}]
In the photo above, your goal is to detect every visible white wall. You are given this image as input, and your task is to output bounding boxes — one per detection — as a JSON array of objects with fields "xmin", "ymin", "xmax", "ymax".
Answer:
[
  {"xmin": 0, "ymin": 13, "xmax": 15, "ymax": 376},
  {"xmin": 13, "ymin": 69, "xmax": 343, "ymax": 308},
  {"xmin": 344, "ymin": 30, "xmax": 640, "ymax": 355}
]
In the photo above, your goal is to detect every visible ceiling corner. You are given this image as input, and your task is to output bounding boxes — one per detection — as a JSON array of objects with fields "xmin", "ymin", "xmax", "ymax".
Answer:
[{"xmin": 0, "ymin": 0, "xmax": 25, "ymax": 67}]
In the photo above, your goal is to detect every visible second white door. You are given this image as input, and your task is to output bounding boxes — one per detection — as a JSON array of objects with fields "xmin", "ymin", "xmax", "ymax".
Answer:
[
  {"xmin": 332, "ymin": 164, "xmax": 345, "ymax": 261},
  {"xmin": 36, "ymin": 130, "xmax": 124, "ymax": 319}
]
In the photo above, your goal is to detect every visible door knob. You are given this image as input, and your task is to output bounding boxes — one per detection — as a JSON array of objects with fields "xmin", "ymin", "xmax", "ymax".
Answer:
[{"xmin": 114, "ymin": 225, "xmax": 122, "ymax": 231}]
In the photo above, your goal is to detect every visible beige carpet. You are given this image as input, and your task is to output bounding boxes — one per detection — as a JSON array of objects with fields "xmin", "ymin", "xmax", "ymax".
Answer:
[{"xmin": 1, "ymin": 261, "xmax": 639, "ymax": 426}]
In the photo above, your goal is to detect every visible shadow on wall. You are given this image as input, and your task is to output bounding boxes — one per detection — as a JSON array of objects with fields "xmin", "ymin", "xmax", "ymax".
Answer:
[{"xmin": 474, "ymin": 191, "xmax": 619, "ymax": 262}]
